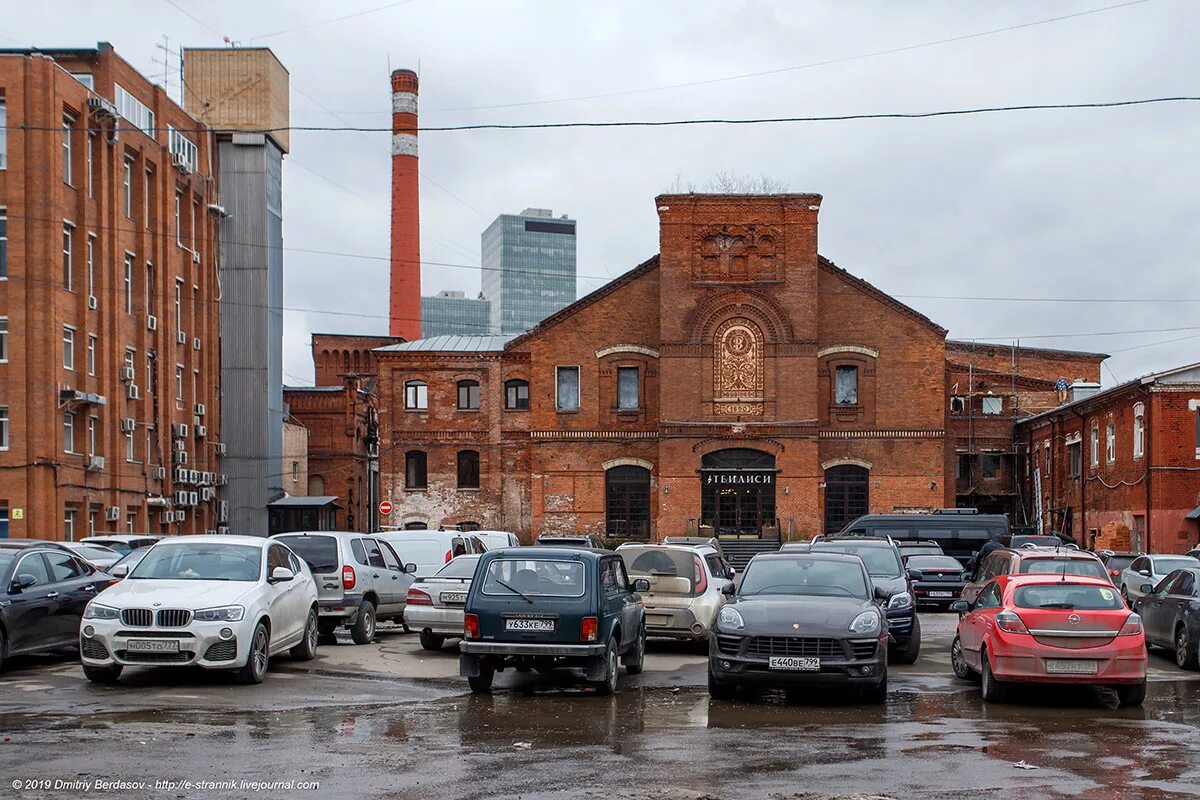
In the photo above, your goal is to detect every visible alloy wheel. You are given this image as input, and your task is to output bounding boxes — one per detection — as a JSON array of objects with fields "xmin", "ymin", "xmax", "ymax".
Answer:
[
  {"xmin": 364, "ymin": 608, "xmax": 375, "ymax": 639},
  {"xmin": 306, "ymin": 614, "xmax": 318, "ymax": 652},
  {"xmin": 252, "ymin": 627, "xmax": 269, "ymax": 679},
  {"xmin": 1178, "ymin": 627, "xmax": 1191, "ymax": 668},
  {"xmin": 951, "ymin": 637, "xmax": 969, "ymax": 678}
]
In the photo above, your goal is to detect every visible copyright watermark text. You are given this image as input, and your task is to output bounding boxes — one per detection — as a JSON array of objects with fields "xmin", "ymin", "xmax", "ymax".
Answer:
[{"xmin": 11, "ymin": 778, "xmax": 320, "ymax": 792}]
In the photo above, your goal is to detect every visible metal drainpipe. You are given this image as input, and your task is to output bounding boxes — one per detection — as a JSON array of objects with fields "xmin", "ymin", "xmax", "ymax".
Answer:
[
  {"xmin": 1072, "ymin": 407, "xmax": 1086, "ymax": 547},
  {"xmin": 1144, "ymin": 389, "xmax": 1152, "ymax": 553}
]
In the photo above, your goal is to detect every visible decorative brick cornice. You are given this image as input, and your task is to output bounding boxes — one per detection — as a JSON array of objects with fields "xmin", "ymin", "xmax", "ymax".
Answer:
[
  {"xmin": 389, "ymin": 430, "xmax": 489, "ymax": 442},
  {"xmin": 595, "ymin": 344, "xmax": 660, "ymax": 359},
  {"xmin": 820, "ymin": 429, "xmax": 944, "ymax": 439},
  {"xmin": 530, "ymin": 430, "xmax": 659, "ymax": 441}
]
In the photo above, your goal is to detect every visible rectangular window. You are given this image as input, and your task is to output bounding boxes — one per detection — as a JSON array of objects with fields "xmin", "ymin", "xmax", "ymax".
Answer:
[
  {"xmin": 192, "ymin": 200, "xmax": 199, "ymax": 251},
  {"xmin": 0, "ymin": 317, "xmax": 7, "ymax": 362},
  {"xmin": 64, "ymin": 508, "xmax": 76, "ymax": 542},
  {"xmin": 0, "ymin": 406, "xmax": 8, "ymax": 448},
  {"xmin": 114, "ymin": 84, "xmax": 155, "ymax": 135},
  {"xmin": 124, "ymin": 253, "xmax": 134, "ymax": 313},
  {"xmin": 404, "ymin": 381, "xmax": 427, "ymax": 410},
  {"xmin": 146, "ymin": 425, "xmax": 156, "ymax": 466},
  {"xmin": 1067, "ymin": 442, "xmax": 1081, "ymax": 478},
  {"xmin": 0, "ymin": 210, "xmax": 6, "ymax": 278},
  {"xmin": 505, "ymin": 380, "xmax": 530, "ymax": 410},
  {"xmin": 956, "ymin": 453, "xmax": 970, "ymax": 481},
  {"xmin": 144, "ymin": 169, "xmax": 153, "ymax": 229},
  {"xmin": 1106, "ymin": 423, "xmax": 1116, "ymax": 464},
  {"xmin": 89, "ymin": 508, "xmax": 97, "ymax": 535},
  {"xmin": 1133, "ymin": 408, "xmax": 1145, "ymax": 459},
  {"xmin": 174, "ymin": 191, "xmax": 182, "ymax": 245},
  {"xmin": 86, "ymin": 234, "xmax": 96, "ymax": 299},
  {"xmin": 168, "ymin": 127, "xmax": 198, "ymax": 173},
  {"xmin": 617, "ymin": 366, "xmax": 639, "ymax": 410},
  {"xmin": 126, "ymin": 511, "xmax": 136, "ymax": 533},
  {"xmin": 146, "ymin": 354, "xmax": 153, "ymax": 396},
  {"xmin": 146, "ymin": 262, "xmax": 156, "ymax": 315},
  {"xmin": 87, "ymin": 334, "xmax": 96, "ymax": 376},
  {"xmin": 0, "ymin": 98, "xmax": 6, "ymax": 170},
  {"xmin": 86, "ymin": 134, "xmax": 94, "ymax": 197},
  {"xmin": 556, "ymin": 366, "xmax": 580, "ymax": 411},
  {"xmin": 175, "ymin": 279, "xmax": 183, "ymax": 333},
  {"xmin": 62, "ymin": 326, "xmax": 75, "ymax": 370},
  {"xmin": 124, "ymin": 347, "xmax": 136, "ymax": 374},
  {"xmin": 457, "ymin": 450, "xmax": 480, "ymax": 489},
  {"xmin": 64, "ymin": 411, "xmax": 76, "ymax": 453},
  {"xmin": 62, "ymin": 114, "xmax": 73, "ymax": 185},
  {"xmin": 62, "ymin": 224, "xmax": 73, "ymax": 290},
  {"xmin": 1090, "ymin": 426, "xmax": 1099, "ymax": 467},
  {"xmin": 123, "ymin": 159, "xmax": 133, "ymax": 218},
  {"xmin": 950, "ymin": 396, "xmax": 965, "ymax": 414},
  {"xmin": 835, "ymin": 365, "xmax": 859, "ymax": 405},
  {"xmin": 175, "ymin": 365, "xmax": 184, "ymax": 400},
  {"xmin": 981, "ymin": 396, "xmax": 1003, "ymax": 415},
  {"xmin": 457, "ymin": 381, "xmax": 480, "ymax": 410},
  {"xmin": 981, "ymin": 453, "xmax": 1003, "ymax": 479},
  {"xmin": 87, "ymin": 416, "xmax": 97, "ymax": 456},
  {"xmin": 125, "ymin": 429, "xmax": 135, "ymax": 462}
]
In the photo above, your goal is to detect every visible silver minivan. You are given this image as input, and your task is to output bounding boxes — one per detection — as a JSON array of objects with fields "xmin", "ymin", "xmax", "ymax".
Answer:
[{"xmin": 272, "ymin": 531, "xmax": 416, "ymax": 645}]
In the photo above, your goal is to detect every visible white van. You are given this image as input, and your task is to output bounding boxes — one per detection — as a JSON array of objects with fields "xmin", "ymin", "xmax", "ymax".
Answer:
[
  {"xmin": 472, "ymin": 530, "xmax": 521, "ymax": 550},
  {"xmin": 376, "ymin": 530, "xmax": 486, "ymax": 578}
]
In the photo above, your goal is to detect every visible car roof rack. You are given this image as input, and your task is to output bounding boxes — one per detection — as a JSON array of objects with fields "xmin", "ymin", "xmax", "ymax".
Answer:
[{"xmin": 932, "ymin": 508, "xmax": 978, "ymax": 515}]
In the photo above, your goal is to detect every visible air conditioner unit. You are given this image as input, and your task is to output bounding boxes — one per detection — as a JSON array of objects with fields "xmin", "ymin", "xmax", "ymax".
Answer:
[
  {"xmin": 88, "ymin": 295, "xmax": 98, "ymax": 310},
  {"xmin": 192, "ymin": 250, "xmax": 201, "ymax": 265},
  {"xmin": 146, "ymin": 314, "xmax": 158, "ymax": 331},
  {"xmin": 175, "ymin": 510, "xmax": 186, "ymax": 523},
  {"xmin": 177, "ymin": 450, "xmax": 188, "ymax": 465},
  {"xmin": 171, "ymin": 152, "xmax": 188, "ymax": 170},
  {"xmin": 194, "ymin": 403, "xmax": 206, "ymax": 417},
  {"xmin": 160, "ymin": 510, "xmax": 172, "ymax": 524},
  {"xmin": 195, "ymin": 424, "xmax": 207, "ymax": 439},
  {"xmin": 174, "ymin": 466, "xmax": 189, "ymax": 484},
  {"xmin": 120, "ymin": 365, "xmax": 135, "ymax": 382},
  {"xmin": 217, "ymin": 501, "xmax": 229, "ymax": 523},
  {"xmin": 201, "ymin": 487, "xmax": 215, "ymax": 501},
  {"xmin": 204, "ymin": 529, "xmax": 217, "ymax": 536},
  {"xmin": 174, "ymin": 490, "xmax": 188, "ymax": 506},
  {"xmin": 192, "ymin": 337, "xmax": 201, "ymax": 351},
  {"xmin": 193, "ymin": 415, "xmax": 202, "ymax": 428},
  {"xmin": 215, "ymin": 443, "xmax": 226, "ymax": 456},
  {"xmin": 86, "ymin": 455, "xmax": 105, "ymax": 472},
  {"xmin": 188, "ymin": 491, "xmax": 199, "ymax": 506},
  {"xmin": 216, "ymin": 473, "xmax": 228, "ymax": 486},
  {"xmin": 105, "ymin": 506, "xmax": 120, "ymax": 522},
  {"xmin": 127, "ymin": 384, "xmax": 140, "ymax": 400},
  {"xmin": 153, "ymin": 466, "xmax": 167, "ymax": 480},
  {"xmin": 176, "ymin": 330, "xmax": 187, "ymax": 345},
  {"xmin": 121, "ymin": 418, "xmax": 137, "ymax": 432},
  {"xmin": 189, "ymin": 469, "xmax": 201, "ymax": 484},
  {"xmin": 171, "ymin": 423, "xmax": 187, "ymax": 439}
]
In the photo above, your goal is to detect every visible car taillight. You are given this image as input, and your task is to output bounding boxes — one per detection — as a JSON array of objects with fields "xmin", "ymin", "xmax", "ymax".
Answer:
[
  {"xmin": 464, "ymin": 613, "xmax": 480, "ymax": 639},
  {"xmin": 1119, "ymin": 613, "xmax": 1144, "ymax": 636},
  {"xmin": 1109, "ymin": 569, "xmax": 1120, "ymax": 577},
  {"xmin": 581, "ymin": 616, "xmax": 598, "ymax": 642},
  {"xmin": 995, "ymin": 610, "xmax": 1029, "ymax": 634},
  {"xmin": 693, "ymin": 555, "xmax": 708, "ymax": 594},
  {"xmin": 445, "ymin": 549, "xmax": 453, "ymax": 564},
  {"xmin": 406, "ymin": 588, "xmax": 432, "ymax": 606},
  {"xmin": 342, "ymin": 565, "xmax": 356, "ymax": 590}
]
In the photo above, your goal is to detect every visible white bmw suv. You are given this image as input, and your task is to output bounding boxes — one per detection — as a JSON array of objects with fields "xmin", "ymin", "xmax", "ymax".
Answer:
[{"xmin": 79, "ymin": 535, "xmax": 319, "ymax": 684}]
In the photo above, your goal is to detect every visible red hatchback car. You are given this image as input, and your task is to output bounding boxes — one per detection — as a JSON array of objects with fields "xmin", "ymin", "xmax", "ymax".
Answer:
[{"xmin": 950, "ymin": 574, "xmax": 1147, "ymax": 706}]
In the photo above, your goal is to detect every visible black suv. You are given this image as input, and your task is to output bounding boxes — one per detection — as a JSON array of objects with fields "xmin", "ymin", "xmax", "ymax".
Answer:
[
  {"xmin": 809, "ymin": 537, "xmax": 920, "ymax": 664},
  {"xmin": 840, "ymin": 510, "xmax": 1009, "ymax": 567}
]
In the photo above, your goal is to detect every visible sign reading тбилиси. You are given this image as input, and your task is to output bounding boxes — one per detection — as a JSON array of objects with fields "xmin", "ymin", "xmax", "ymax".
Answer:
[{"xmin": 703, "ymin": 472, "xmax": 774, "ymax": 485}]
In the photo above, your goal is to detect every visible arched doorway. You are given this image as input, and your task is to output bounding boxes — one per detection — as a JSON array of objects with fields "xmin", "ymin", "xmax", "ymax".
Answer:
[
  {"xmin": 824, "ymin": 464, "xmax": 869, "ymax": 534},
  {"xmin": 700, "ymin": 448, "xmax": 777, "ymax": 538},
  {"xmin": 606, "ymin": 465, "xmax": 651, "ymax": 539}
]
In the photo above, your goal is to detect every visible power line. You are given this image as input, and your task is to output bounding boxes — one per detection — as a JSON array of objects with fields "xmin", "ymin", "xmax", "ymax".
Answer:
[
  {"xmin": 248, "ymin": 0, "xmax": 419, "ymax": 42},
  {"xmin": 428, "ymin": 0, "xmax": 1156, "ymax": 113},
  {"xmin": 161, "ymin": 0, "xmax": 223, "ymax": 38}
]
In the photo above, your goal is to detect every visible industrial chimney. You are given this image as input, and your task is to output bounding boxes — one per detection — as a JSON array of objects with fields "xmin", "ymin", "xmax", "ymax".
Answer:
[{"xmin": 389, "ymin": 69, "xmax": 421, "ymax": 339}]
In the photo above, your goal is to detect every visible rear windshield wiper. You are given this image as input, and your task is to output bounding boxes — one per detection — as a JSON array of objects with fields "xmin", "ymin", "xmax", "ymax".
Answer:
[{"xmin": 494, "ymin": 578, "xmax": 534, "ymax": 604}]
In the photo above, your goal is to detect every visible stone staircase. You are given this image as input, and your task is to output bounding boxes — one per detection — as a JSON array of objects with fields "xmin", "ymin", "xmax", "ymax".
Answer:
[{"xmin": 719, "ymin": 537, "xmax": 783, "ymax": 570}]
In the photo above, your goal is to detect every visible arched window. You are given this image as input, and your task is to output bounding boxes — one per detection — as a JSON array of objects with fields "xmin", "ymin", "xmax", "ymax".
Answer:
[
  {"xmin": 404, "ymin": 520, "xmax": 428, "ymax": 530},
  {"xmin": 405, "ymin": 450, "xmax": 427, "ymax": 489},
  {"xmin": 606, "ymin": 465, "xmax": 650, "ymax": 539},
  {"xmin": 823, "ymin": 464, "xmax": 869, "ymax": 535},
  {"xmin": 1133, "ymin": 402, "xmax": 1145, "ymax": 459},
  {"xmin": 404, "ymin": 380, "xmax": 427, "ymax": 410},
  {"xmin": 457, "ymin": 450, "xmax": 480, "ymax": 489},
  {"xmin": 342, "ymin": 351, "xmax": 349, "ymax": 371},
  {"xmin": 504, "ymin": 379, "xmax": 529, "ymax": 410},
  {"xmin": 308, "ymin": 475, "xmax": 325, "ymax": 496},
  {"xmin": 457, "ymin": 379, "xmax": 480, "ymax": 410}
]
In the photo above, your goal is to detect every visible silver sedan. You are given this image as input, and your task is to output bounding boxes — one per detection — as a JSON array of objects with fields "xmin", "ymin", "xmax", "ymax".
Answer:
[{"xmin": 404, "ymin": 555, "xmax": 480, "ymax": 651}]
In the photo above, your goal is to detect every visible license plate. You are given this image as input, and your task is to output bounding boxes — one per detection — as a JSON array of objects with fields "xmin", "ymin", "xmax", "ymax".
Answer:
[
  {"xmin": 768, "ymin": 656, "xmax": 820, "ymax": 671},
  {"xmin": 929, "ymin": 591, "xmax": 954, "ymax": 598},
  {"xmin": 1046, "ymin": 659, "xmax": 1098, "ymax": 674},
  {"xmin": 647, "ymin": 615, "xmax": 670, "ymax": 627},
  {"xmin": 504, "ymin": 618, "xmax": 555, "ymax": 632},
  {"xmin": 126, "ymin": 639, "xmax": 180, "ymax": 653},
  {"xmin": 440, "ymin": 591, "xmax": 467, "ymax": 604}
]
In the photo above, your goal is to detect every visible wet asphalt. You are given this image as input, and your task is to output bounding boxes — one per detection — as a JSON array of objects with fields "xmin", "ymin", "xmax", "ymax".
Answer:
[{"xmin": 2, "ymin": 613, "xmax": 1199, "ymax": 800}]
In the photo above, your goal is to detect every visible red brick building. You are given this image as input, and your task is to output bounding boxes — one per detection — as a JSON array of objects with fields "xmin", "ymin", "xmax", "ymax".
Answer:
[
  {"xmin": 368, "ymin": 194, "xmax": 1106, "ymax": 541},
  {"xmin": 0, "ymin": 43, "xmax": 224, "ymax": 539},
  {"xmin": 1017, "ymin": 363, "xmax": 1200, "ymax": 554}
]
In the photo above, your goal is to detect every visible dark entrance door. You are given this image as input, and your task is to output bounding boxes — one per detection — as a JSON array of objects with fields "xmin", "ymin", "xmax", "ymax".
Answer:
[
  {"xmin": 823, "ymin": 464, "xmax": 869, "ymax": 534},
  {"xmin": 700, "ymin": 449, "xmax": 777, "ymax": 538}
]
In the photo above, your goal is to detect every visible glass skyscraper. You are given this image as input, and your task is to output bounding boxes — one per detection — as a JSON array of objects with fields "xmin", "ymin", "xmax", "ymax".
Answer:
[
  {"xmin": 481, "ymin": 208, "xmax": 577, "ymax": 335},
  {"xmin": 420, "ymin": 291, "xmax": 491, "ymax": 338}
]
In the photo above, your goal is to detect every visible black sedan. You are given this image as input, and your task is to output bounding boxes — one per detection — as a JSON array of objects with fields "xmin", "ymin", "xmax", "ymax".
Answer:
[
  {"xmin": 0, "ymin": 541, "xmax": 114, "ymax": 670},
  {"xmin": 1134, "ymin": 567, "xmax": 1200, "ymax": 670},
  {"xmin": 906, "ymin": 554, "xmax": 969, "ymax": 609},
  {"xmin": 708, "ymin": 551, "xmax": 888, "ymax": 703}
]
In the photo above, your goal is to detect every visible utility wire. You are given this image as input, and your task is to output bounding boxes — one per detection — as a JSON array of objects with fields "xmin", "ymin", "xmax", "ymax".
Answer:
[{"xmin": 248, "ymin": 0, "xmax": 419, "ymax": 42}]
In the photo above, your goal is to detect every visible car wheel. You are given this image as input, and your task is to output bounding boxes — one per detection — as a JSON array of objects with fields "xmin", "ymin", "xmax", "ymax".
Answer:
[
  {"xmin": 950, "ymin": 635, "xmax": 976, "ymax": 680},
  {"xmin": 980, "ymin": 651, "xmax": 1007, "ymax": 703},
  {"xmin": 1116, "ymin": 681, "xmax": 1147, "ymax": 707},
  {"xmin": 623, "ymin": 626, "xmax": 645, "ymax": 676},
  {"xmin": 467, "ymin": 663, "xmax": 494, "ymax": 693},
  {"xmin": 707, "ymin": 666, "xmax": 736, "ymax": 700},
  {"xmin": 82, "ymin": 663, "xmax": 123, "ymax": 684},
  {"xmin": 894, "ymin": 615, "xmax": 921, "ymax": 665},
  {"xmin": 0, "ymin": 627, "xmax": 6, "ymax": 672},
  {"xmin": 350, "ymin": 600, "xmax": 376, "ymax": 645},
  {"xmin": 1176, "ymin": 625, "xmax": 1199, "ymax": 670},
  {"xmin": 594, "ymin": 635, "xmax": 620, "ymax": 696},
  {"xmin": 863, "ymin": 671, "xmax": 888, "ymax": 704},
  {"xmin": 237, "ymin": 622, "xmax": 270, "ymax": 684},
  {"xmin": 289, "ymin": 609, "xmax": 319, "ymax": 661},
  {"xmin": 419, "ymin": 631, "xmax": 445, "ymax": 651}
]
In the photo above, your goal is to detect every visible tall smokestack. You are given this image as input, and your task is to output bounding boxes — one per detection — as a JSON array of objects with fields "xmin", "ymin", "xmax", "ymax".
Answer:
[{"xmin": 389, "ymin": 69, "xmax": 421, "ymax": 339}]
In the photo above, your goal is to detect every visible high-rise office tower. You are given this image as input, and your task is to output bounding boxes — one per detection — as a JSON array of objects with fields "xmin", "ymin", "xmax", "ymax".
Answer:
[{"xmin": 481, "ymin": 209, "xmax": 576, "ymax": 335}]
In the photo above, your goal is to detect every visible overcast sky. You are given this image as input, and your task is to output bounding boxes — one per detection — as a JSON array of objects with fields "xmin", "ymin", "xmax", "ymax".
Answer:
[{"xmin": 10, "ymin": 1, "xmax": 1198, "ymax": 386}]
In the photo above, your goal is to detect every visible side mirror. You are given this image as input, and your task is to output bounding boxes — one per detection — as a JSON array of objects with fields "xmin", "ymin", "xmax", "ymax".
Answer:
[
  {"xmin": 110, "ymin": 564, "xmax": 130, "ymax": 578},
  {"xmin": 632, "ymin": 578, "xmax": 650, "ymax": 593},
  {"xmin": 1137, "ymin": 569, "xmax": 1150, "ymax": 576},
  {"xmin": 721, "ymin": 583, "xmax": 736, "ymax": 598},
  {"xmin": 907, "ymin": 568, "xmax": 922, "ymax": 581},
  {"xmin": 9, "ymin": 574, "xmax": 37, "ymax": 593},
  {"xmin": 269, "ymin": 566, "xmax": 295, "ymax": 583},
  {"xmin": 726, "ymin": 568, "xmax": 737, "ymax": 581},
  {"xmin": 404, "ymin": 562, "xmax": 418, "ymax": 574},
  {"xmin": 1140, "ymin": 583, "xmax": 1154, "ymax": 594},
  {"xmin": 950, "ymin": 600, "xmax": 969, "ymax": 615},
  {"xmin": 873, "ymin": 585, "xmax": 889, "ymax": 601}
]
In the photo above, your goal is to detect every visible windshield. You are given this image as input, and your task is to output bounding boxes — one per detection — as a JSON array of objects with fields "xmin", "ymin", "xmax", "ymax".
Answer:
[
  {"xmin": 111, "ymin": 550, "xmax": 147, "ymax": 571},
  {"xmin": 89, "ymin": 541, "xmax": 132, "ymax": 555},
  {"xmin": 1020, "ymin": 558, "xmax": 1107, "ymax": 579},
  {"xmin": 620, "ymin": 547, "xmax": 697, "ymax": 595},
  {"xmin": 129, "ymin": 543, "xmax": 262, "ymax": 582},
  {"xmin": 1105, "ymin": 555, "xmax": 1136, "ymax": 572},
  {"xmin": 74, "ymin": 545, "xmax": 117, "ymax": 559},
  {"xmin": 1154, "ymin": 557, "xmax": 1199, "ymax": 573},
  {"xmin": 901, "ymin": 545, "xmax": 942, "ymax": 555},
  {"xmin": 436, "ymin": 556, "xmax": 480, "ymax": 579},
  {"xmin": 811, "ymin": 543, "xmax": 902, "ymax": 577},
  {"xmin": 481, "ymin": 558, "xmax": 586, "ymax": 597},
  {"xmin": 907, "ymin": 555, "xmax": 963, "ymax": 571},
  {"xmin": 276, "ymin": 535, "xmax": 339, "ymax": 573},
  {"xmin": 1014, "ymin": 583, "xmax": 1123, "ymax": 610},
  {"xmin": 740, "ymin": 557, "xmax": 868, "ymax": 598}
]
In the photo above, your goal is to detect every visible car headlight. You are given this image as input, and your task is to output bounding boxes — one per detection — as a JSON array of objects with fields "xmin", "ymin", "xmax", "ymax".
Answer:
[
  {"xmin": 717, "ymin": 606, "xmax": 744, "ymax": 631},
  {"xmin": 887, "ymin": 592, "xmax": 914, "ymax": 611},
  {"xmin": 193, "ymin": 605, "xmax": 245, "ymax": 622},
  {"xmin": 849, "ymin": 611, "xmax": 881, "ymax": 634},
  {"xmin": 83, "ymin": 603, "xmax": 120, "ymax": 620}
]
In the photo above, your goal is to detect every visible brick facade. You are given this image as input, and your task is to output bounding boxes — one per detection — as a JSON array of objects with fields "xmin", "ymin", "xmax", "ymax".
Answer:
[
  {"xmin": 0, "ymin": 43, "xmax": 223, "ymax": 539},
  {"xmin": 1017, "ymin": 363, "xmax": 1200, "ymax": 554},
  {"xmin": 369, "ymin": 194, "xmax": 1105, "ymax": 541}
]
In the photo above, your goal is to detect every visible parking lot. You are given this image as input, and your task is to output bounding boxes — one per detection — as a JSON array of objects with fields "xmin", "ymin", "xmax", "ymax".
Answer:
[{"xmin": 3, "ymin": 612, "xmax": 1199, "ymax": 800}]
